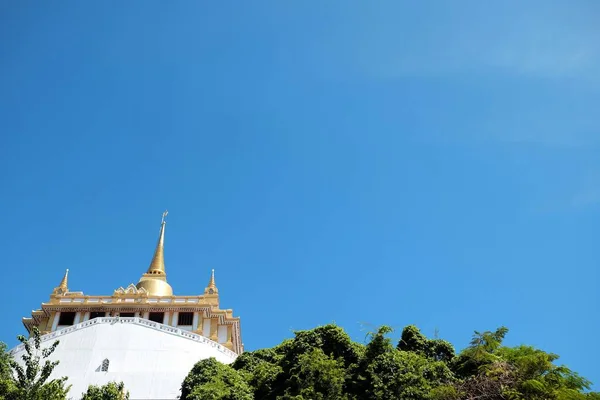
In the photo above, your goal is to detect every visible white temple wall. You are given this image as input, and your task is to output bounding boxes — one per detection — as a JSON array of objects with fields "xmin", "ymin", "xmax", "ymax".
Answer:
[{"xmin": 10, "ymin": 319, "xmax": 237, "ymax": 400}]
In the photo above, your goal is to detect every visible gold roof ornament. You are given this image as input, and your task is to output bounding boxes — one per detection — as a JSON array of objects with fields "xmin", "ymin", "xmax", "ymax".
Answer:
[
  {"xmin": 204, "ymin": 269, "xmax": 218, "ymax": 295},
  {"xmin": 136, "ymin": 210, "xmax": 173, "ymax": 296},
  {"xmin": 22, "ymin": 210, "xmax": 243, "ymax": 354},
  {"xmin": 52, "ymin": 269, "xmax": 69, "ymax": 295}
]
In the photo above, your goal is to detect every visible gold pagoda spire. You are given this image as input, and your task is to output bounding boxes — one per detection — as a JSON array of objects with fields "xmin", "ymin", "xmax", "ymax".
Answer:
[
  {"xmin": 136, "ymin": 211, "xmax": 173, "ymax": 296},
  {"xmin": 52, "ymin": 269, "xmax": 69, "ymax": 295},
  {"xmin": 146, "ymin": 212, "xmax": 167, "ymax": 274},
  {"xmin": 204, "ymin": 269, "xmax": 218, "ymax": 295}
]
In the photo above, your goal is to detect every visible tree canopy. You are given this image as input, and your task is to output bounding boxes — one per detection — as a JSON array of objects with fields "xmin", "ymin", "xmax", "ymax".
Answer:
[
  {"xmin": 181, "ymin": 324, "xmax": 598, "ymax": 400},
  {"xmin": 180, "ymin": 357, "xmax": 253, "ymax": 400},
  {"xmin": 1, "ymin": 323, "xmax": 596, "ymax": 400},
  {"xmin": 80, "ymin": 381, "xmax": 129, "ymax": 400},
  {"xmin": 0, "ymin": 327, "xmax": 70, "ymax": 400}
]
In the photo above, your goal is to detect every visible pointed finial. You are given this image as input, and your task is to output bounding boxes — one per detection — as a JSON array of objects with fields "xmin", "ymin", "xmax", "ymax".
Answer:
[
  {"xmin": 209, "ymin": 269, "xmax": 216, "ymax": 287},
  {"xmin": 53, "ymin": 269, "xmax": 69, "ymax": 295},
  {"xmin": 205, "ymin": 269, "xmax": 218, "ymax": 295},
  {"xmin": 161, "ymin": 210, "xmax": 168, "ymax": 224}
]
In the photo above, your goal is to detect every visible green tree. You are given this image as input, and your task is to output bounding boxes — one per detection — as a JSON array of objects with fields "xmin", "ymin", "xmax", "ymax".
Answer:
[
  {"xmin": 0, "ymin": 343, "xmax": 11, "ymax": 380},
  {"xmin": 232, "ymin": 324, "xmax": 364, "ymax": 400},
  {"xmin": 279, "ymin": 325, "xmax": 363, "ymax": 372},
  {"xmin": 180, "ymin": 358, "xmax": 253, "ymax": 400},
  {"xmin": 498, "ymin": 345, "xmax": 593, "ymax": 400},
  {"xmin": 2, "ymin": 327, "xmax": 70, "ymax": 400},
  {"xmin": 182, "ymin": 323, "xmax": 598, "ymax": 400},
  {"xmin": 363, "ymin": 350, "xmax": 453, "ymax": 400},
  {"xmin": 439, "ymin": 327, "xmax": 600, "ymax": 400},
  {"xmin": 80, "ymin": 381, "xmax": 129, "ymax": 400},
  {"xmin": 232, "ymin": 348, "xmax": 283, "ymax": 399},
  {"xmin": 354, "ymin": 326, "xmax": 453, "ymax": 400},
  {"xmin": 0, "ymin": 342, "xmax": 18, "ymax": 399},
  {"xmin": 398, "ymin": 326, "xmax": 455, "ymax": 363},
  {"xmin": 451, "ymin": 326, "xmax": 509, "ymax": 378},
  {"xmin": 280, "ymin": 348, "xmax": 348, "ymax": 400}
]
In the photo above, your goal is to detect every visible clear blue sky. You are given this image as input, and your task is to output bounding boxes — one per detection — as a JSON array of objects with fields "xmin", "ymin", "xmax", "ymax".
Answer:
[{"xmin": 1, "ymin": 0, "xmax": 598, "ymax": 389}]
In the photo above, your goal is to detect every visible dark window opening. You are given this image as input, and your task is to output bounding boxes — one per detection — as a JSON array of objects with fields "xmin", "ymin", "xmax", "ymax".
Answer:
[
  {"xmin": 148, "ymin": 312, "xmax": 164, "ymax": 323},
  {"xmin": 101, "ymin": 359, "xmax": 109, "ymax": 372},
  {"xmin": 120, "ymin": 312, "xmax": 135, "ymax": 318},
  {"xmin": 58, "ymin": 312, "xmax": 76, "ymax": 326},
  {"xmin": 178, "ymin": 312, "xmax": 193, "ymax": 326},
  {"xmin": 89, "ymin": 312, "xmax": 105, "ymax": 320}
]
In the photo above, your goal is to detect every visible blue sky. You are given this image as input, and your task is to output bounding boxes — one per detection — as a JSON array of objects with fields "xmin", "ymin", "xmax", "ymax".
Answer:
[{"xmin": 1, "ymin": 0, "xmax": 598, "ymax": 389}]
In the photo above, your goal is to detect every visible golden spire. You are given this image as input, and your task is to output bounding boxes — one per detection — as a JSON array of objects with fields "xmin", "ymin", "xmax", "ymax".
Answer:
[
  {"xmin": 204, "ymin": 269, "xmax": 218, "ymax": 295},
  {"xmin": 53, "ymin": 269, "xmax": 69, "ymax": 295},
  {"xmin": 147, "ymin": 211, "xmax": 167, "ymax": 274},
  {"xmin": 136, "ymin": 211, "xmax": 173, "ymax": 296}
]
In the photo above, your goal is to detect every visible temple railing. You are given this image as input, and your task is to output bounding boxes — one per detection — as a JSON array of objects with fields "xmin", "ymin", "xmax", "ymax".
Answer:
[
  {"xmin": 55, "ymin": 296, "xmax": 207, "ymax": 304},
  {"xmin": 8, "ymin": 317, "xmax": 238, "ymax": 359}
]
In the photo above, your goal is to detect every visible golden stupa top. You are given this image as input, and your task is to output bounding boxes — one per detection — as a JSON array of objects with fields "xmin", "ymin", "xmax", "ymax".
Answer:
[
  {"xmin": 27, "ymin": 211, "xmax": 242, "ymax": 353},
  {"xmin": 136, "ymin": 210, "xmax": 173, "ymax": 296},
  {"xmin": 147, "ymin": 210, "xmax": 167, "ymax": 274},
  {"xmin": 46, "ymin": 211, "xmax": 223, "ymax": 299},
  {"xmin": 205, "ymin": 269, "xmax": 218, "ymax": 295}
]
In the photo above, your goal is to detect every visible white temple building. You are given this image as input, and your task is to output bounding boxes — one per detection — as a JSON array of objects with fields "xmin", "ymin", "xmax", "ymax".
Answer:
[{"xmin": 10, "ymin": 212, "xmax": 243, "ymax": 399}]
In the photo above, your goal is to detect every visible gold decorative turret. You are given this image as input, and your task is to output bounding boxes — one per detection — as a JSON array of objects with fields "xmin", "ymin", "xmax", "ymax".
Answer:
[
  {"xmin": 136, "ymin": 211, "xmax": 173, "ymax": 296},
  {"xmin": 204, "ymin": 269, "xmax": 218, "ymax": 295},
  {"xmin": 52, "ymin": 269, "xmax": 69, "ymax": 295}
]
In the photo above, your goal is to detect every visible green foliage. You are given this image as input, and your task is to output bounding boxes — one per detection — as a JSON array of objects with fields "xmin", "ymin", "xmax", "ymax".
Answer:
[
  {"xmin": 183, "ymin": 323, "xmax": 598, "ymax": 400},
  {"xmin": 430, "ymin": 385, "xmax": 460, "ymax": 400},
  {"xmin": 0, "ymin": 343, "xmax": 11, "ymax": 380},
  {"xmin": 230, "ymin": 325, "xmax": 359, "ymax": 399},
  {"xmin": 354, "ymin": 326, "xmax": 454, "ymax": 400},
  {"xmin": 451, "ymin": 326, "xmax": 509, "ymax": 378},
  {"xmin": 80, "ymin": 381, "xmax": 129, "ymax": 400},
  {"xmin": 0, "ymin": 327, "xmax": 70, "ymax": 400},
  {"xmin": 232, "ymin": 349, "xmax": 283, "ymax": 399},
  {"xmin": 279, "ymin": 324, "xmax": 364, "ymax": 371},
  {"xmin": 363, "ymin": 350, "xmax": 454, "ymax": 400},
  {"xmin": 398, "ymin": 325, "xmax": 455, "ymax": 363},
  {"xmin": 180, "ymin": 358, "xmax": 253, "ymax": 400},
  {"xmin": 498, "ymin": 345, "xmax": 591, "ymax": 400},
  {"xmin": 363, "ymin": 325, "xmax": 395, "ymax": 363},
  {"xmin": 281, "ymin": 348, "xmax": 348, "ymax": 400},
  {"xmin": 0, "ymin": 342, "xmax": 17, "ymax": 399},
  {"xmin": 442, "ymin": 327, "xmax": 599, "ymax": 400}
]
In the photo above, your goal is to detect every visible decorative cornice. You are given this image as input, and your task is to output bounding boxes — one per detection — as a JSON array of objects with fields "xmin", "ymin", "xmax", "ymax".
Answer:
[
  {"xmin": 114, "ymin": 283, "xmax": 148, "ymax": 296},
  {"xmin": 42, "ymin": 294, "xmax": 221, "ymax": 307},
  {"xmin": 38, "ymin": 303, "xmax": 239, "ymax": 322}
]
